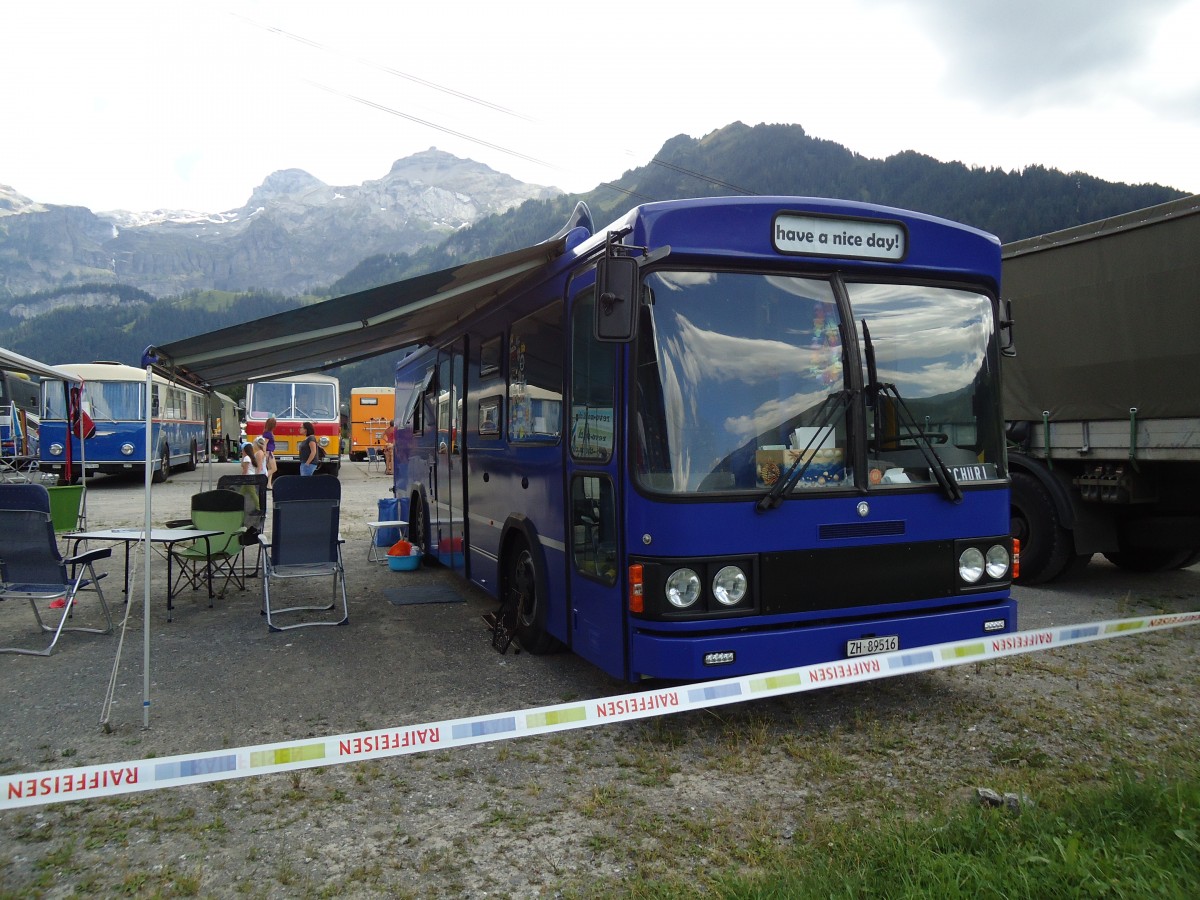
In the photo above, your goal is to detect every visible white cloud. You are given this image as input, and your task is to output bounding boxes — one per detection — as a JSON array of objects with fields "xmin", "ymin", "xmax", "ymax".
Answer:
[{"xmin": 1, "ymin": 0, "xmax": 1196, "ymax": 213}]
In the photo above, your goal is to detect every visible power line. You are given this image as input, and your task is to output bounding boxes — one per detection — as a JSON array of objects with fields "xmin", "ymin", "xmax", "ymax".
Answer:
[
  {"xmin": 232, "ymin": 12, "xmax": 530, "ymax": 121},
  {"xmin": 304, "ymin": 80, "xmax": 556, "ymax": 171},
  {"xmin": 649, "ymin": 158, "xmax": 757, "ymax": 195}
]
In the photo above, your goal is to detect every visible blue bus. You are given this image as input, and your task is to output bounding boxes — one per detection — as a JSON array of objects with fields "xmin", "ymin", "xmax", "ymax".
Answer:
[
  {"xmin": 394, "ymin": 196, "xmax": 1017, "ymax": 681},
  {"xmin": 1, "ymin": 369, "xmax": 42, "ymax": 460},
  {"xmin": 39, "ymin": 361, "xmax": 207, "ymax": 483}
]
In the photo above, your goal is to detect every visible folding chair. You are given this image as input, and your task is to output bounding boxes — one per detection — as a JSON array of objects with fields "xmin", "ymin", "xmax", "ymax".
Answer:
[
  {"xmin": 168, "ymin": 489, "xmax": 248, "ymax": 603},
  {"xmin": 0, "ymin": 483, "xmax": 113, "ymax": 657},
  {"xmin": 365, "ymin": 447, "xmax": 383, "ymax": 474},
  {"xmin": 217, "ymin": 474, "xmax": 268, "ymax": 577},
  {"xmin": 258, "ymin": 474, "xmax": 348, "ymax": 631}
]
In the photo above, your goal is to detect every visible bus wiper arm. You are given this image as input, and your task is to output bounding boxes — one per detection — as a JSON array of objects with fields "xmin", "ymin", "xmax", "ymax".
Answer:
[
  {"xmin": 876, "ymin": 381, "xmax": 962, "ymax": 503},
  {"xmin": 756, "ymin": 389, "xmax": 852, "ymax": 512},
  {"xmin": 861, "ymin": 319, "xmax": 960, "ymax": 504}
]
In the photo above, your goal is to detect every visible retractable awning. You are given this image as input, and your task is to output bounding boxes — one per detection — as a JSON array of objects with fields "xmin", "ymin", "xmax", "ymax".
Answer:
[
  {"xmin": 0, "ymin": 347, "xmax": 84, "ymax": 382},
  {"xmin": 145, "ymin": 237, "xmax": 569, "ymax": 388}
]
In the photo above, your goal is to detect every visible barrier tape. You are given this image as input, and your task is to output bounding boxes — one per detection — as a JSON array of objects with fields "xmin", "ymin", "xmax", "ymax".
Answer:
[{"xmin": 4, "ymin": 611, "xmax": 1199, "ymax": 810}]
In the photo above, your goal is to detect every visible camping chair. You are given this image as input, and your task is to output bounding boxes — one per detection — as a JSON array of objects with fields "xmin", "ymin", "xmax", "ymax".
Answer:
[
  {"xmin": 217, "ymin": 474, "xmax": 268, "ymax": 577},
  {"xmin": 258, "ymin": 474, "xmax": 348, "ymax": 631},
  {"xmin": 168, "ymin": 489, "xmax": 249, "ymax": 604},
  {"xmin": 47, "ymin": 483, "xmax": 85, "ymax": 540},
  {"xmin": 366, "ymin": 446, "xmax": 384, "ymax": 474},
  {"xmin": 0, "ymin": 483, "xmax": 113, "ymax": 656}
]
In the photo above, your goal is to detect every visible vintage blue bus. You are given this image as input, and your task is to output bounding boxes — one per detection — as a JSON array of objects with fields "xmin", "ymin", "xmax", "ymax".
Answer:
[
  {"xmin": 394, "ymin": 196, "xmax": 1017, "ymax": 681},
  {"xmin": 39, "ymin": 361, "xmax": 208, "ymax": 483},
  {"xmin": 0, "ymin": 369, "xmax": 42, "ymax": 460}
]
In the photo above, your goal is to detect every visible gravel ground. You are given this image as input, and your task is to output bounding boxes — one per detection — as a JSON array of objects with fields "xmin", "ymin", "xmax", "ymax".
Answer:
[{"xmin": 1, "ymin": 462, "xmax": 1198, "ymax": 897}]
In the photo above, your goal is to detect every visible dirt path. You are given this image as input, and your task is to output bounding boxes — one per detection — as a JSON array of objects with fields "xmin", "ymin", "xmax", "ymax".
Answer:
[{"xmin": 1, "ymin": 464, "xmax": 1198, "ymax": 897}]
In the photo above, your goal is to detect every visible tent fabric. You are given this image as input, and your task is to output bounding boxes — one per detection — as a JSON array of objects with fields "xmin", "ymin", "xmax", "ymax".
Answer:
[
  {"xmin": 1001, "ymin": 194, "xmax": 1200, "ymax": 421},
  {"xmin": 146, "ymin": 238, "xmax": 569, "ymax": 389}
]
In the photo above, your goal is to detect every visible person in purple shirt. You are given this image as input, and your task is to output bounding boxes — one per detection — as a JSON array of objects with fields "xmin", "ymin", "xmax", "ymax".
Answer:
[{"xmin": 263, "ymin": 416, "xmax": 278, "ymax": 486}]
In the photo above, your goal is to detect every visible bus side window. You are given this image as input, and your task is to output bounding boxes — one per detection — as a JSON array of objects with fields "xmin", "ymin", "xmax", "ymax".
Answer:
[
  {"xmin": 571, "ymin": 474, "xmax": 616, "ymax": 584},
  {"xmin": 570, "ymin": 290, "xmax": 615, "ymax": 462}
]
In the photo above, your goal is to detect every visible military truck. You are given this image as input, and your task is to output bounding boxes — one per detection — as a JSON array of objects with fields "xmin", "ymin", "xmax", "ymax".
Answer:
[{"xmin": 1002, "ymin": 194, "xmax": 1200, "ymax": 583}]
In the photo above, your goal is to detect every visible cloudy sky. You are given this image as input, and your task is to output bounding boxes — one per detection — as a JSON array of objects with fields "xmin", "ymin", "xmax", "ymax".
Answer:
[{"xmin": 3, "ymin": 0, "xmax": 1197, "ymax": 213}]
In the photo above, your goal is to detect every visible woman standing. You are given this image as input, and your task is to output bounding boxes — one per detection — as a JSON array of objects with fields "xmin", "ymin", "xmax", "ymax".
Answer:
[
  {"xmin": 299, "ymin": 422, "xmax": 319, "ymax": 476},
  {"xmin": 254, "ymin": 437, "xmax": 269, "ymax": 477},
  {"xmin": 239, "ymin": 441, "xmax": 256, "ymax": 476},
  {"xmin": 262, "ymin": 416, "xmax": 278, "ymax": 486}
]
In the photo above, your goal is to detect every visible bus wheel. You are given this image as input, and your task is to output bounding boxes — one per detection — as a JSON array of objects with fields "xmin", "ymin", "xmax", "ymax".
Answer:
[
  {"xmin": 186, "ymin": 441, "xmax": 198, "ymax": 471},
  {"xmin": 507, "ymin": 538, "xmax": 557, "ymax": 655},
  {"xmin": 1010, "ymin": 471, "xmax": 1073, "ymax": 584},
  {"xmin": 153, "ymin": 445, "xmax": 170, "ymax": 483},
  {"xmin": 409, "ymin": 494, "xmax": 428, "ymax": 554}
]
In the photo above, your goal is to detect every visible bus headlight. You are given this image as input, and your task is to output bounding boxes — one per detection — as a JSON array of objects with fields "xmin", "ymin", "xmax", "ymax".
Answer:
[
  {"xmin": 318, "ymin": 436, "xmax": 330, "ymax": 447},
  {"xmin": 958, "ymin": 547, "xmax": 985, "ymax": 583},
  {"xmin": 985, "ymin": 544, "xmax": 1010, "ymax": 579},
  {"xmin": 712, "ymin": 565, "xmax": 747, "ymax": 606},
  {"xmin": 121, "ymin": 443, "xmax": 135, "ymax": 456},
  {"xmin": 49, "ymin": 443, "xmax": 63, "ymax": 457},
  {"xmin": 665, "ymin": 568, "xmax": 701, "ymax": 608}
]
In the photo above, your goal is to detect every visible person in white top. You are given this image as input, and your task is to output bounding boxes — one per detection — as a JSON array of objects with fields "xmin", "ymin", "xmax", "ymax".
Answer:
[
  {"xmin": 254, "ymin": 437, "xmax": 269, "ymax": 476},
  {"xmin": 239, "ymin": 441, "xmax": 256, "ymax": 476}
]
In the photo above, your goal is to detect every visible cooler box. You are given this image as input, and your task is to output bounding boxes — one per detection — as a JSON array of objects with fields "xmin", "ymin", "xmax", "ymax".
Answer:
[{"xmin": 375, "ymin": 497, "xmax": 400, "ymax": 546}]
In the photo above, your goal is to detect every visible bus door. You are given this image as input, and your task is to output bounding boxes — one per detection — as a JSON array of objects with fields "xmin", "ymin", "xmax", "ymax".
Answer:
[
  {"xmin": 433, "ymin": 342, "xmax": 466, "ymax": 576},
  {"xmin": 565, "ymin": 289, "xmax": 625, "ymax": 676}
]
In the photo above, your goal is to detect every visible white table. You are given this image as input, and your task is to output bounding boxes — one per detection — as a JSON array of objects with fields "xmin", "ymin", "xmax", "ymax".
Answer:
[
  {"xmin": 366, "ymin": 519, "xmax": 408, "ymax": 562},
  {"xmin": 70, "ymin": 527, "xmax": 223, "ymax": 620}
]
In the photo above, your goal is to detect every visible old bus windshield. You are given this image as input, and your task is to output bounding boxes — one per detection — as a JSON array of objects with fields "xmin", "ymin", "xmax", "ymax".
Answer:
[
  {"xmin": 250, "ymin": 381, "xmax": 337, "ymax": 421},
  {"xmin": 633, "ymin": 271, "xmax": 1004, "ymax": 495}
]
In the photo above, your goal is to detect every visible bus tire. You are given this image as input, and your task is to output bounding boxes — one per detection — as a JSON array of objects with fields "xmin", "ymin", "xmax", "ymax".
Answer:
[
  {"xmin": 153, "ymin": 445, "xmax": 170, "ymax": 484},
  {"xmin": 506, "ymin": 536, "xmax": 558, "ymax": 655},
  {"xmin": 1010, "ymin": 470, "xmax": 1073, "ymax": 584},
  {"xmin": 408, "ymin": 493, "xmax": 429, "ymax": 555},
  {"xmin": 186, "ymin": 441, "xmax": 198, "ymax": 471}
]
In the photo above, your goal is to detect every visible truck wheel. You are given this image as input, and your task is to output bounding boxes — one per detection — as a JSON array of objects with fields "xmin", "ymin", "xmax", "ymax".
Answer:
[
  {"xmin": 1103, "ymin": 547, "xmax": 1194, "ymax": 573},
  {"xmin": 1010, "ymin": 471, "xmax": 1074, "ymax": 584},
  {"xmin": 1174, "ymin": 548, "xmax": 1200, "ymax": 570}
]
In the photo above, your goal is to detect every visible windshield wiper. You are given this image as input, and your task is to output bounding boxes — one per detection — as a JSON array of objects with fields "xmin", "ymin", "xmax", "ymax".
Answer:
[
  {"xmin": 862, "ymin": 320, "xmax": 962, "ymax": 504},
  {"xmin": 756, "ymin": 389, "xmax": 853, "ymax": 512}
]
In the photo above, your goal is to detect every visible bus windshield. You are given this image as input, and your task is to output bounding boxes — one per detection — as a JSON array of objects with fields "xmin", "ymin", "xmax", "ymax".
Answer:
[
  {"xmin": 250, "ymin": 382, "xmax": 338, "ymax": 421},
  {"xmin": 633, "ymin": 271, "xmax": 1004, "ymax": 495},
  {"xmin": 85, "ymin": 381, "xmax": 144, "ymax": 421}
]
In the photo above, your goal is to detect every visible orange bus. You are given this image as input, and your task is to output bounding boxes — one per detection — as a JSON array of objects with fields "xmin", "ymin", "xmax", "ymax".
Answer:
[{"xmin": 349, "ymin": 386, "xmax": 395, "ymax": 461}]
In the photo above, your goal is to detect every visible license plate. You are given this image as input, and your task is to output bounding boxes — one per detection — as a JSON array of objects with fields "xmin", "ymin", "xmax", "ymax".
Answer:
[{"xmin": 846, "ymin": 635, "xmax": 899, "ymax": 657}]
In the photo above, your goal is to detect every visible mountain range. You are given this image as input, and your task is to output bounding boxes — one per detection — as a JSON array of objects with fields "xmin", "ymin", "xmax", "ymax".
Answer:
[
  {"xmin": 0, "ymin": 122, "xmax": 1187, "ymax": 389},
  {"xmin": 0, "ymin": 147, "xmax": 560, "ymax": 302}
]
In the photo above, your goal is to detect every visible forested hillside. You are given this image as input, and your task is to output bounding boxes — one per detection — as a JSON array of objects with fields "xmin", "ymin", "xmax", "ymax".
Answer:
[{"xmin": 1, "ymin": 121, "xmax": 1185, "ymax": 394}]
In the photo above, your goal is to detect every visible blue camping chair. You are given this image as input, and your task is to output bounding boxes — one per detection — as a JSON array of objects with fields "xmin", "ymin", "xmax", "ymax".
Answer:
[
  {"xmin": 365, "ymin": 446, "xmax": 384, "ymax": 474},
  {"xmin": 0, "ymin": 483, "xmax": 113, "ymax": 656},
  {"xmin": 258, "ymin": 474, "xmax": 348, "ymax": 631}
]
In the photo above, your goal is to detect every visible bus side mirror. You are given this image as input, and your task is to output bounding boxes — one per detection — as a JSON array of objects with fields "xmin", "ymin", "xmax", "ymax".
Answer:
[
  {"xmin": 999, "ymin": 298, "xmax": 1016, "ymax": 358},
  {"xmin": 595, "ymin": 255, "xmax": 639, "ymax": 342}
]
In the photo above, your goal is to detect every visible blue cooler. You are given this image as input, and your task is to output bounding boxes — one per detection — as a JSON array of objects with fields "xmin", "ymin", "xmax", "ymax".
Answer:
[{"xmin": 375, "ymin": 497, "xmax": 400, "ymax": 547}]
